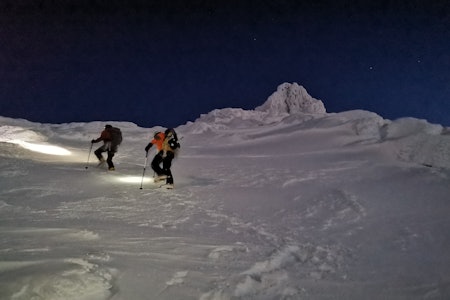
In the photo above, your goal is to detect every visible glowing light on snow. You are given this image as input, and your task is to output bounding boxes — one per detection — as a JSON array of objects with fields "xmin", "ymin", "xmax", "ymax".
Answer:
[
  {"xmin": 8, "ymin": 140, "xmax": 71, "ymax": 156},
  {"xmin": 117, "ymin": 176, "xmax": 152, "ymax": 184}
]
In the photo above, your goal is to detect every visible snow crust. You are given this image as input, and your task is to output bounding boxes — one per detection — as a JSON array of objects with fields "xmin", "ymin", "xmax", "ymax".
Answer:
[{"xmin": 1, "ymin": 83, "xmax": 450, "ymax": 299}]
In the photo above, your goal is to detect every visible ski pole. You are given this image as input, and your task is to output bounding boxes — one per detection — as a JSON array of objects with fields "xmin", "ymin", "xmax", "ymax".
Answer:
[
  {"xmin": 85, "ymin": 142, "xmax": 93, "ymax": 169},
  {"xmin": 139, "ymin": 152, "xmax": 149, "ymax": 190}
]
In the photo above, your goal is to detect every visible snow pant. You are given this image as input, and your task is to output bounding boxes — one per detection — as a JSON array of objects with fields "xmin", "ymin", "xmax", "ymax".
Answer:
[
  {"xmin": 151, "ymin": 150, "xmax": 165, "ymax": 176},
  {"xmin": 163, "ymin": 151, "xmax": 175, "ymax": 184},
  {"xmin": 151, "ymin": 150, "xmax": 174, "ymax": 184},
  {"xmin": 94, "ymin": 144, "xmax": 116, "ymax": 169}
]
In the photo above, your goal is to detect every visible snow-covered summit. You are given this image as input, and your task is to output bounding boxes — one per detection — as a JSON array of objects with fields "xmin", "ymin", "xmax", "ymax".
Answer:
[
  {"xmin": 255, "ymin": 82, "xmax": 326, "ymax": 115},
  {"xmin": 186, "ymin": 83, "xmax": 326, "ymax": 133}
]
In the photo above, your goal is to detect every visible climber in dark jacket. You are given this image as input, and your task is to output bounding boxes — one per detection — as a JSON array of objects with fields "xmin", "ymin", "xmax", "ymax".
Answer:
[{"xmin": 91, "ymin": 124, "xmax": 122, "ymax": 171}]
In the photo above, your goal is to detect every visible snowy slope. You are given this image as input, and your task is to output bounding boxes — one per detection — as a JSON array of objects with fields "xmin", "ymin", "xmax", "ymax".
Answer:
[{"xmin": 1, "ymin": 83, "xmax": 450, "ymax": 299}]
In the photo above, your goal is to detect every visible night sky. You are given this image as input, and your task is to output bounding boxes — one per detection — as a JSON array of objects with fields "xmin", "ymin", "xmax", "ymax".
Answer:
[{"xmin": 1, "ymin": 0, "xmax": 449, "ymax": 128}]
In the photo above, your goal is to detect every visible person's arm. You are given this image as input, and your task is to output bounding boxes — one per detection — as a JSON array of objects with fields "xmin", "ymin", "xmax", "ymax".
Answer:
[{"xmin": 145, "ymin": 142, "xmax": 153, "ymax": 152}]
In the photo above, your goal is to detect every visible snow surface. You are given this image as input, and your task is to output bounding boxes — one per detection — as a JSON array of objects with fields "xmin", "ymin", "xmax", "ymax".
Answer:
[{"xmin": 1, "ymin": 83, "xmax": 450, "ymax": 299}]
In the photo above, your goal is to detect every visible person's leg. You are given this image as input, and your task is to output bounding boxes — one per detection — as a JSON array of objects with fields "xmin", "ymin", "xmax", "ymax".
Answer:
[
  {"xmin": 151, "ymin": 151, "xmax": 164, "ymax": 175},
  {"xmin": 94, "ymin": 145, "xmax": 106, "ymax": 161},
  {"xmin": 163, "ymin": 151, "xmax": 174, "ymax": 184},
  {"xmin": 106, "ymin": 151, "xmax": 115, "ymax": 170}
]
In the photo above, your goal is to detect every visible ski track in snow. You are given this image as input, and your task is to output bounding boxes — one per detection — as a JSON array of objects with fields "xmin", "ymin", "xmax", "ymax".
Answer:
[{"xmin": 0, "ymin": 152, "xmax": 363, "ymax": 299}]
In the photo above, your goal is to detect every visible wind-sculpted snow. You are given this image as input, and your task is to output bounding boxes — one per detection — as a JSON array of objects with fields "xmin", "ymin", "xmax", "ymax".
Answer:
[
  {"xmin": 1, "ymin": 87, "xmax": 450, "ymax": 299},
  {"xmin": 0, "ymin": 228, "xmax": 115, "ymax": 300},
  {"xmin": 186, "ymin": 108, "xmax": 267, "ymax": 133},
  {"xmin": 0, "ymin": 124, "xmax": 46, "ymax": 143},
  {"xmin": 377, "ymin": 117, "xmax": 450, "ymax": 168},
  {"xmin": 184, "ymin": 105, "xmax": 450, "ymax": 169},
  {"xmin": 381, "ymin": 117, "xmax": 443, "ymax": 140},
  {"xmin": 186, "ymin": 83, "xmax": 325, "ymax": 134},
  {"xmin": 256, "ymin": 82, "xmax": 326, "ymax": 115}
]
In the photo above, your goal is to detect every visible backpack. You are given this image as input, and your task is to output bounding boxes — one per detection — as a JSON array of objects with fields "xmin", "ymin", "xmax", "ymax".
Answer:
[
  {"xmin": 167, "ymin": 137, "xmax": 180, "ymax": 150},
  {"xmin": 164, "ymin": 128, "xmax": 180, "ymax": 150},
  {"xmin": 109, "ymin": 127, "xmax": 122, "ymax": 146}
]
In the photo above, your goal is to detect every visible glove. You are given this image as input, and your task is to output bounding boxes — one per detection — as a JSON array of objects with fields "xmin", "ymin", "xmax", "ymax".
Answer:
[
  {"xmin": 145, "ymin": 144, "xmax": 152, "ymax": 152},
  {"xmin": 91, "ymin": 139, "xmax": 96, "ymax": 143}
]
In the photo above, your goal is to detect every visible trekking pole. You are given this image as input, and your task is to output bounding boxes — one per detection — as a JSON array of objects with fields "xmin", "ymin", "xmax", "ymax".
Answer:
[
  {"xmin": 85, "ymin": 142, "xmax": 93, "ymax": 169},
  {"xmin": 139, "ymin": 152, "xmax": 149, "ymax": 190}
]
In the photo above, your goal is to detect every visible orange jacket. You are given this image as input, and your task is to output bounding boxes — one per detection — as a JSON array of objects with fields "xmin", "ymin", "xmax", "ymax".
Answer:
[{"xmin": 150, "ymin": 132, "xmax": 165, "ymax": 151}]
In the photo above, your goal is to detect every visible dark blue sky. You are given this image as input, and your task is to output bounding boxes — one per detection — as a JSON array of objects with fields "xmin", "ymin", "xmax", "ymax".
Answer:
[{"xmin": 1, "ymin": 1, "xmax": 449, "ymax": 128}]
